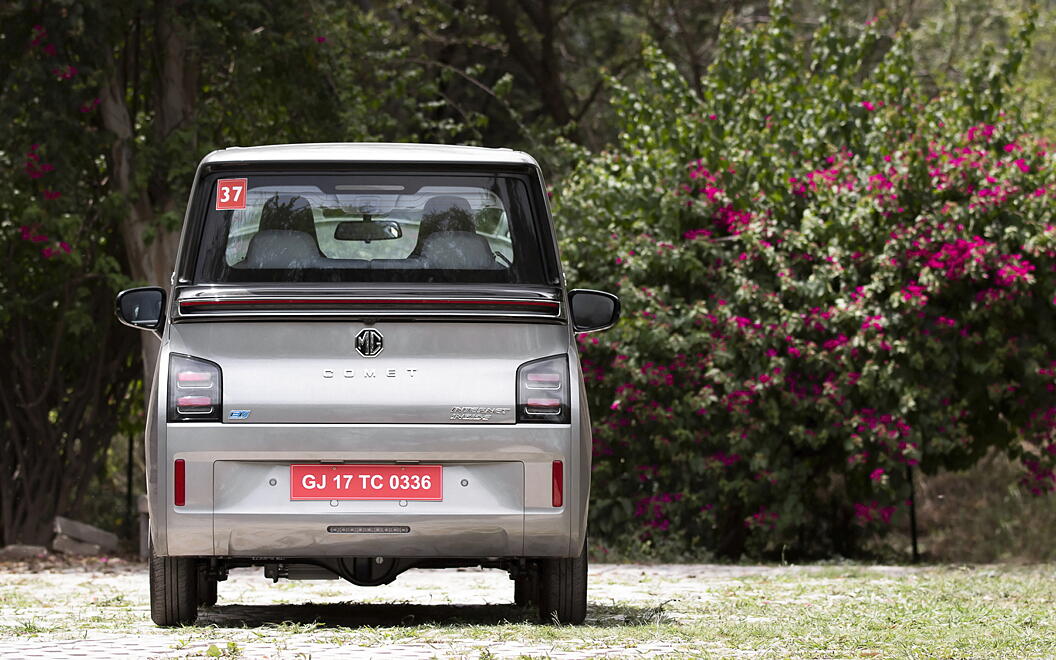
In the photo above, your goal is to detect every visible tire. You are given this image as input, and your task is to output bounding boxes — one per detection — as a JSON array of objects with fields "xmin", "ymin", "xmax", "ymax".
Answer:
[
  {"xmin": 149, "ymin": 550, "xmax": 198, "ymax": 626},
  {"xmin": 197, "ymin": 569, "xmax": 218, "ymax": 607},
  {"xmin": 537, "ymin": 539, "xmax": 587, "ymax": 624},
  {"xmin": 514, "ymin": 573, "xmax": 537, "ymax": 607}
]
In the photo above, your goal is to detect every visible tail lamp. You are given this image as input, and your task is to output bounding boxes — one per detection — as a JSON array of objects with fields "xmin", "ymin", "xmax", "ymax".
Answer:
[
  {"xmin": 168, "ymin": 354, "xmax": 222, "ymax": 422},
  {"xmin": 517, "ymin": 355, "xmax": 570, "ymax": 423}
]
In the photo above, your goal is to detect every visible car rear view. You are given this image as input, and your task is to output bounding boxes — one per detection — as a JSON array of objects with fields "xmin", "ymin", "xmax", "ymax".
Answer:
[{"xmin": 115, "ymin": 143, "xmax": 619, "ymax": 627}]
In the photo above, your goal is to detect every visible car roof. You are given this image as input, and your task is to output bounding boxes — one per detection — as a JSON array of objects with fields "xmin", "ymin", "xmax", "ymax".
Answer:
[{"xmin": 200, "ymin": 143, "xmax": 540, "ymax": 168}]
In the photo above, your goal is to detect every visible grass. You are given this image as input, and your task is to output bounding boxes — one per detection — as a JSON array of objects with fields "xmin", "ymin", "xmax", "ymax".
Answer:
[{"xmin": 0, "ymin": 563, "xmax": 1053, "ymax": 657}]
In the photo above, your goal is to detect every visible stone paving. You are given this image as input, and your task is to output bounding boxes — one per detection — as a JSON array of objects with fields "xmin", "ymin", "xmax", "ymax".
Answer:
[{"xmin": 0, "ymin": 560, "xmax": 913, "ymax": 659}]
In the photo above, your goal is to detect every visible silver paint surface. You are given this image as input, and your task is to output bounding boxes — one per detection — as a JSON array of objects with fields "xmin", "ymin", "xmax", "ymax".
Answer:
[{"xmin": 150, "ymin": 310, "xmax": 588, "ymax": 559}]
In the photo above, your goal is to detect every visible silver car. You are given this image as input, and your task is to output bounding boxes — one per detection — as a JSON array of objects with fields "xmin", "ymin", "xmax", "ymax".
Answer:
[{"xmin": 114, "ymin": 143, "xmax": 620, "ymax": 626}]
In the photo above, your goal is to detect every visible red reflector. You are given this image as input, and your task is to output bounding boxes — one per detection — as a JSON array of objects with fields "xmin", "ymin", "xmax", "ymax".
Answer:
[
  {"xmin": 176, "ymin": 395, "xmax": 212, "ymax": 407},
  {"xmin": 174, "ymin": 459, "xmax": 186, "ymax": 507},
  {"xmin": 552, "ymin": 460, "xmax": 563, "ymax": 507}
]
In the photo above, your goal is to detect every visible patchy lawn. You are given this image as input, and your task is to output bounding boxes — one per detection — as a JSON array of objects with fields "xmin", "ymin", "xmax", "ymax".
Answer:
[{"xmin": 0, "ymin": 559, "xmax": 1053, "ymax": 658}]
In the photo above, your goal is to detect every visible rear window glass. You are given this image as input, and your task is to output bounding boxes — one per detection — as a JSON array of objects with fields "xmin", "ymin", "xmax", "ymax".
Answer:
[{"xmin": 193, "ymin": 172, "xmax": 552, "ymax": 284}]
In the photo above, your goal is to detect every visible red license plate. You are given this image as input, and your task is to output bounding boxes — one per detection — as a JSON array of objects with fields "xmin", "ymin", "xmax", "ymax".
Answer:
[{"xmin": 290, "ymin": 464, "xmax": 443, "ymax": 501}]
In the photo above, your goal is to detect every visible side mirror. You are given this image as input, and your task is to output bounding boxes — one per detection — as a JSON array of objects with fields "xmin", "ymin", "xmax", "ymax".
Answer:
[
  {"xmin": 115, "ymin": 286, "xmax": 166, "ymax": 333},
  {"xmin": 568, "ymin": 289, "xmax": 620, "ymax": 333}
]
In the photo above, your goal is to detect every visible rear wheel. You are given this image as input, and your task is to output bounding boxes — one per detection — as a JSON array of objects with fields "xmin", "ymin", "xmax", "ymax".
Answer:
[
  {"xmin": 149, "ymin": 550, "xmax": 198, "ymax": 626},
  {"xmin": 197, "ymin": 568, "xmax": 218, "ymax": 607},
  {"xmin": 537, "ymin": 540, "xmax": 587, "ymax": 624}
]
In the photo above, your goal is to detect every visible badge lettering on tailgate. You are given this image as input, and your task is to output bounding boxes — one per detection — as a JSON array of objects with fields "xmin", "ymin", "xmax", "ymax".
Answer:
[{"xmin": 450, "ymin": 406, "xmax": 510, "ymax": 421}]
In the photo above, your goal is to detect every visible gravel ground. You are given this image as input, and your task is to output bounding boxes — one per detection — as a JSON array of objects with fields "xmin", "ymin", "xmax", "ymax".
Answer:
[
  {"xmin": 0, "ymin": 558, "xmax": 1049, "ymax": 658},
  {"xmin": 1, "ymin": 560, "xmax": 810, "ymax": 659}
]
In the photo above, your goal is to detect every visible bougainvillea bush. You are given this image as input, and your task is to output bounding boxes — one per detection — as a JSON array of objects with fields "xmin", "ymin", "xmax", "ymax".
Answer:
[{"xmin": 557, "ymin": 3, "xmax": 1056, "ymax": 558}]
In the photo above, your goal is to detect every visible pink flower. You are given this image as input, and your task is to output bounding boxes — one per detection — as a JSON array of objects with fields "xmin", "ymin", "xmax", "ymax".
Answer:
[
  {"xmin": 712, "ymin": 452, "xmax": 740, "ymax": 467},
  {"xmin": 315, "ymin": 36, "xmax": 327, "ymax": 43},
  {"xmin": 869, "ymin": 468, "xmax": 885, "ymax": 481},
  {"xmin": 861, "ymin": 315, "xmax": 884, "ymax": 331},
  {"xmin": 995, "ymin": 254, "xmax": 1034, "ymax": 286},
  {"xmin": 823, "ymin": 334, "xmax": 849, "ymax": 351},
  {"xmin": 744, "ymin": 506, "xmax": 778, "ymax": 530},
  {"xmin": 22, "ymin": 226, "xmax": 43, "ymax": 246},
  {"xmin": 901, "ymin": 282, "xmax": 928, "ymax": 304},
  {"xmin": 853, "ymin": 501, "xmax": 877, "ymax": 523},
  {"xmin": 51, "ymin": 65, "xmax": 77, "ymax": 80},
  {"xmin": 59, "ymin": 241, "xmax": 71, "ymax": 254},
  {"xmin": 42, "ymin": 189, "xmax": 61, "ymax": 200}
]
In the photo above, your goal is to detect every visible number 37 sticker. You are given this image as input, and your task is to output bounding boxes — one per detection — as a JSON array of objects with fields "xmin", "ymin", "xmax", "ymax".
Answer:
[{"xmin": 215, "ymin": 178, "xmax": 248, "ymax": 210}]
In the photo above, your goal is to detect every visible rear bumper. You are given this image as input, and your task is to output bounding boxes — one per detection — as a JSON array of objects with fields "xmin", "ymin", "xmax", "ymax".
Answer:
[{"xmin": 152, "ymin": 423, "xmax": 581, "ymax": 559}]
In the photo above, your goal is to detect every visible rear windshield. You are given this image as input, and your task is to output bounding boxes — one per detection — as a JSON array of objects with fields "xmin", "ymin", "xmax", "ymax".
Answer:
[{"xmin": 192, "ymin": 172, "xmax": 553, "ymax": 284}]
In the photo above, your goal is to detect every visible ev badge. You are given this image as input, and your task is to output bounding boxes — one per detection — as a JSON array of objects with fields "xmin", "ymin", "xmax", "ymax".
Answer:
[{"xmin": 355, "ymin": 328, "xmax": 384, "ymax": 358}]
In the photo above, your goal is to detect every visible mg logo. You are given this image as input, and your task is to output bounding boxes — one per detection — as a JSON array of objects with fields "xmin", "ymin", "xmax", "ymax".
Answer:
[{"xmin": 355, "ymin": 328, "xmax": 384, "ymax": 358}]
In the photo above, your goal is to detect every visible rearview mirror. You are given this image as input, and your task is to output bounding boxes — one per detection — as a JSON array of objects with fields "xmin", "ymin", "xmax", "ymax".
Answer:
[
  {"xmin": 568, "ymin": 289, "xmax": 620, "ymax": 333},
  {"xmin": 115, "ymin": 286, "xmax": 166, "ymax": 333},
  {"xmin": 334, "ymin": 220, "xmax": 403, "ymax": 242}
]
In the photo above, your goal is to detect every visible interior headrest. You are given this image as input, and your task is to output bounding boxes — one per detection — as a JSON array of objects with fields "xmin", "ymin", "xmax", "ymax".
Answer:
[
  {"xmin": 423, "ymin": 195, "xmax": 472, "ymax": 218},
  {"xmin": 259, "ymin": 194, "xmax": 316, "ymax": 235},
  {"xmin": 420, "ymin": 196, "xmax": 475, "ymax": 234},
  {"xmin": 411, "ymin": 195, "xmax": 475, "ymax": 257},
  {"xmin": 241, "ymin": 230, "xmax": 323, "ymax": 269}
]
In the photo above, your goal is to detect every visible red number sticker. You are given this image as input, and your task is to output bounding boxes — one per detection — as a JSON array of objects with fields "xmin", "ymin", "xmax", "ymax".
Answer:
[{"xmin": 216, "ymin": 178, "xmax": 248, "ymax": 210}]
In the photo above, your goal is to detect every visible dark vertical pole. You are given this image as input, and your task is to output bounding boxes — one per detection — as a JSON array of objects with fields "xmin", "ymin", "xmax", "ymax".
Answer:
[
  {"xmin": 906, "ymin": 464, "xmax": 919, "ymax": 563},
  {"xmin": 125, "ymin": 435, "xmax": 135, "ymax": 539}
]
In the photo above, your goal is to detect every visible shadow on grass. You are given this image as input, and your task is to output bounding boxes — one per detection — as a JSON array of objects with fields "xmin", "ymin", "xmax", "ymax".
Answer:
[{"xmin": 196, "ymin": 602, "xmax": 668, "ymax": 629}]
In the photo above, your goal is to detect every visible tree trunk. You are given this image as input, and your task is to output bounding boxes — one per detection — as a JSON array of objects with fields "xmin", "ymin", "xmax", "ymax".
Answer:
[
  {"xmin": 485, "ymin": 0, "xmax": 578, "ymax": 139},
  {"xmin": 99, "ymin": 0, "xmax": 198, "ymax": 384},
  {"xmin": 0, "ymin": 282, "xmax": 137, "ymax": 545}
]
